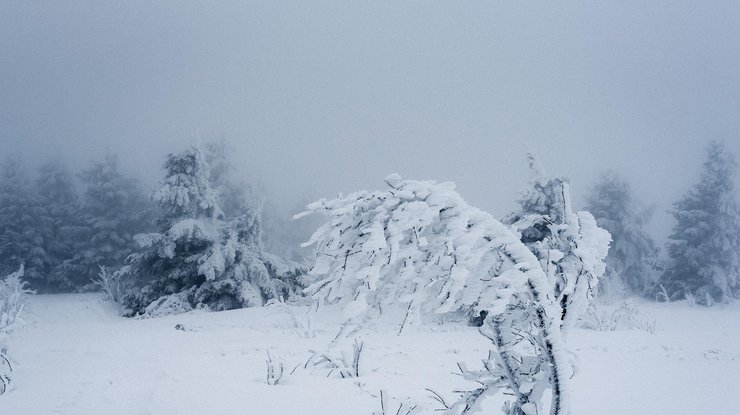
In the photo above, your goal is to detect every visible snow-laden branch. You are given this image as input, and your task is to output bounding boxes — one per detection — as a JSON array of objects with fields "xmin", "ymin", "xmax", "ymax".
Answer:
[{"xmin": 299, "ymin": 174, "xmax": 611, "ymax": 414}]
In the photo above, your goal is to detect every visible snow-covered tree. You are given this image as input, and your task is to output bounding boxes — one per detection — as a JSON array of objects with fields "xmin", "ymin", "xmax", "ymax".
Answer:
[
  {"xmin": 300, "ymin": 174, "xmax": 609, "ymax": 415},
  {"xmin": 66, "ymin": 154, "xmax": 154, "ymax": 287},
  {"xmin": 34, "ymin": 159, "xmax": 87, "ymax": 291},
  {"xmin": 503, "ymin": 165, "xmax": 611, "ymax": 330},
  {"xmin": 661, "ymin": 141, "xmax": 740, "ymax": 305},
  {"xmin": 121, "ymin": 146, "xmax": 302, "ymax": 316},
  {"xmin": 586, "ymin": 171, "xmax": 659, "ymax": 297},
  {"xmin": 0, "ymin": 159, "xmax": 47, "ymax": 289}
]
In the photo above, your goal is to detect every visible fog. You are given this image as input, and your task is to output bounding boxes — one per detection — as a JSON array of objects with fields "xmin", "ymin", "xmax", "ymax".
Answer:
[{"xmin": 2, "ymin": 1, "xmax": 739, "ymax": 241}]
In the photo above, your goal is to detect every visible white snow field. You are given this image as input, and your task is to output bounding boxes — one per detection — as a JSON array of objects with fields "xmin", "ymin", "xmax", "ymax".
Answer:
[{"xmin": 3, "ymin": 294, "xmax": 740, "ymax": 414}]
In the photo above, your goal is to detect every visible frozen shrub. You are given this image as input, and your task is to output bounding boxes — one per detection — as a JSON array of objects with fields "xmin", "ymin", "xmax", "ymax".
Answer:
[
  {"xmin": 0, "ymin": 265, "xmax": 31, "ymax": 396},
  {"xmin": 503, "ymin": 166, "xmax": 611, "ymax": 332},
  {"xmin": 0, "ymin": 265, "xmax": 30, "ymax": 335},
  {"xmin": 301, "ymin": 174, "xmax": 609, "ymax": 415},
  {"xmin": 91, "ymin": 266, "xmax": 131, "ymax": 303}
]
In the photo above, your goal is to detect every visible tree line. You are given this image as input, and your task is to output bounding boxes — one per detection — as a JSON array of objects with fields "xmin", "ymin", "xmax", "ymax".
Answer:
[
  {"xmin": 0, "ymin": 140, "xmax": 738, "ymax": 307},
  {"xmin": 0, "ymin": 152, "xmax": 153, "ymax": 292},
  {"xmin": 0, "ymin": 142, "xmax": 308, "ymax": 308},
  {"xmin": 1, "ymin": 139, "xmax": 737, "ymax": 414},
  {"xmin": 588, "ymin": 141, "xmax": 739, "ymax": 305}
]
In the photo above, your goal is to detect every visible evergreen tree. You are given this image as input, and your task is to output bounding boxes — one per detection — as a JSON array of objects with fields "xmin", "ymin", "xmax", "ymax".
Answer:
[
  {"xmin": 121, "ymin": 146, "xmax": 301, "ymax": 316},
  {"xmin": 34, "ymin": 159, "xmax": 86, "ymax": 291},
  {"xmin": 586, "ymin": 171, "xmax": 659, "ymax": 297},
  {"xmin": 503, "ymin": 163, "xmax": 611, "ymax": 330},
  {"xmin": 68, "ymin": 154, "xmax": 154, "ymax": 287},
  {"xmin": 0, "ymin": 159, "xmax": 47, "ymax": 290},
  {"xmin": 122, "ymin": 146, "xmax": 223, "ymax": 313},
  {"xmin": 662, "ymin": 141, "xmax": 740, "ymax": 304}
]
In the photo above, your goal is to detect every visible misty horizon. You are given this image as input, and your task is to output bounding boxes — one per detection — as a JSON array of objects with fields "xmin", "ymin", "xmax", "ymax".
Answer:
[
  {"xmin": 3, "ymin": 1, "xmax": 740, "ymax": 244},
  {"xmin": 2, "ymin": 3, "xmax": 740, "ymax": 415}
]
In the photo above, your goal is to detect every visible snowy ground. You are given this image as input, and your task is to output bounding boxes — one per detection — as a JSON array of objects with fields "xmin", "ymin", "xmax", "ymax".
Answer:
[{"xmin": 3, "ymin": 294, "xmax": 740, "ymax": 414}]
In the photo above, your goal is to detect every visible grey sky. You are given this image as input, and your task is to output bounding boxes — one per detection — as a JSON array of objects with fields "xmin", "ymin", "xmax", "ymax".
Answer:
[{"xmin": 2, "ymin": 1, "xmax": 739, "ymax": 242}]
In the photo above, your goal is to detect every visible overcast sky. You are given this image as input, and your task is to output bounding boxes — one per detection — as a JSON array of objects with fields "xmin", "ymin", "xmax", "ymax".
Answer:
[{"xmin": 2, "ymin": 1, "xmax": 739, "ymax": 242}]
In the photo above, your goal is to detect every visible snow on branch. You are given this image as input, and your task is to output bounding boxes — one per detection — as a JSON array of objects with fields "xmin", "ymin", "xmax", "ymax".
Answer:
[{"xmin": 299, "ymin": 174, "xmax": 606, "ymax": 415}]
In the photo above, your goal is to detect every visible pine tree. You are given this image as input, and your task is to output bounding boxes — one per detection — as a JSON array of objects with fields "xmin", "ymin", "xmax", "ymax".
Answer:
[
  {"xmin": 586, "ymin": 171, "xmax": 659, "ymax": 297},
  {"xmin": 662, "ymin": 141, "xmax": 740, "ymax": 304},
  {"xmin": 0, "ymin": 159, "xmax": 47, "ymax": 290},
  {"xmin": 122, "ymin": 146, "xmax": 223, "ymax": 313},
  {"xmin": 68, "ymin": 154, "xmax": 154, "ymax": 287},
  {"xmin": 121, "ymin": 146, "xmax": 301, "ymax": 316},
  {"xmin": 34, "ymin": 159, "xmax": 86, "ymax": 291}
]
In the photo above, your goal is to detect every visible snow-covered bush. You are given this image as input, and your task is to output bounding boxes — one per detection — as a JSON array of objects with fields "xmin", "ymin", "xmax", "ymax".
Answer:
[
  {"xmin": 120, "ymin": 146, "xmax": 304, "ymax": 316},
  {"xmin": 0, "ymin": 265, "xmax": 31, "ymax": 396},
  {"xmin": 92, "ymin": 266, "xmax": 130, "ymax": 303},
  {"xmin": 298, "ymin": 174, "xmax": 548, "ymax": 335},
  {"xmin": 503, "ymin": 168, "xmax": 611, "ymax": 332},
  {"xmin": 300, "ymin": 174, "xmax": 609, "ymax": 415},
  {"xmin": 0, "ymin": 265, "xmax": 29, "ymax": 334}
]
